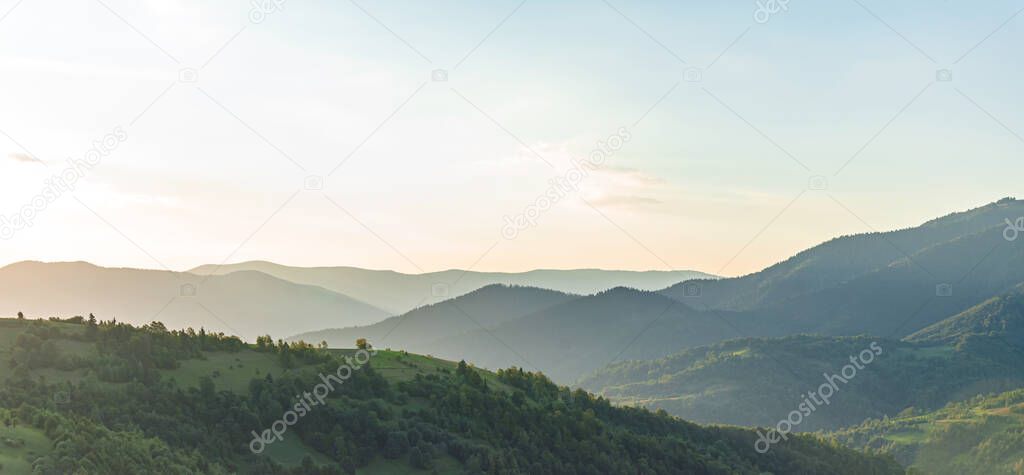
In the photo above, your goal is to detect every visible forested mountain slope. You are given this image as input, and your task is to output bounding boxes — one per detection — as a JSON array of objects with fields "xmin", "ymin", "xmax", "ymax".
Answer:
[
  {"xmin": 661, "ymin": 197, "xmax": 1024, "ymax": 316},
  {"xmin": 0, "ymin": 317, "xmax": 901, "ymax": 474},
  {"xmin": 579, "ymin": 335, "xmax": 1024, "ymax": 431},
  {"xmin": 908, "ymin": 283, "xmax": 1024, "ymax": 347},
  {"xmin": 831, "ymin": 388, "xmax": 1024, "ymax": 475}
]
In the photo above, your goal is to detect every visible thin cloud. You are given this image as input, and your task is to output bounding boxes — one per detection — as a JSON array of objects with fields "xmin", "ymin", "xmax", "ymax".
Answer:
[
  {"xmin": 7, "ymin": 152, "xmax": 42, "ymax": 164},
  {"xmin": 579, "ymin": 164, "xmax": 669, "ymax": 210},
  {"xmin": 587, "ymin": 194, "xmax": 663, "ymax": 208},
  {"xmin": 594, "ymin": 166, "xmax": 667, "ymax": 185}
]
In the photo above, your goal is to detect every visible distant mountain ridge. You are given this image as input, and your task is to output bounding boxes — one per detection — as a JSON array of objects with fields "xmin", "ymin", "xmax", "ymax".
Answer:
[
  {"xmin": 2, "ymin": 260, "xmax": 713, "ymax": 346},
  {"xmin": 190, "ymin": 261, "xmax": 715, "ymax": 314},
  {"xmin": 419, "ymin": 287, "xmax": 751, "ymax": 383},
  {"xmin": 289, "ymin": 284, "xmax": 578, "ymax": 351},
  {"xmin": 294, "ymin": 286, "xmax": 762, "ymax": 384},
  {"xmin": 0, "ymin": 260, "xmax": 389, "ymax": 341}
]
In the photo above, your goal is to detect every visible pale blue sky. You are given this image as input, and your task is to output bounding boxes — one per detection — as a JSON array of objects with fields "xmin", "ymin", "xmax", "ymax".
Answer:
[{"xmin": 0, "ymin": 0, "xmax": 1020, "ymax": 275}]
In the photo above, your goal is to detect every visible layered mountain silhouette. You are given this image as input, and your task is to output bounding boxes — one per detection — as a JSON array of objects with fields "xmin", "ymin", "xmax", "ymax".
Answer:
[
  {"xmin": 577, "ymin": 278, "xmax": 1024, "ymax": 429},
  {"xmin": 293, "ymin": 286, "xmax": 754, "ymax": 383},
  {"xmin": 2, "ymin": 262, "xmax": 712, "ymax": 343},
  {"xmin": 190, "ymin": 261, "xmax": 714, "ymax": 314},
  {"xmin": 292, "ymin": 198, "xmax": 1024, "ymax": 384},
  {"xmin": 419, "ymin": 288, "xmax": 753, "ymax": 383},
  {"xmin": 11, "ymin": 198, "xmax": 1024, "ymax": 391},
  {"xmin": 6, "ymin": 198, "xmax": 1021, "ymax": 473},
  {"xmin": 0, "ymin": 261, "xmax": 389, "ymax": 340},
  {"xmin": 289, "ymin": 284, "xmax": 578, "ymax": 351}
]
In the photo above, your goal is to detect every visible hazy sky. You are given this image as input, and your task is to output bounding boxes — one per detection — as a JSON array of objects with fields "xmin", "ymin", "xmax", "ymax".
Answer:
[{"xmin": 0, "ymin": 0, "xmax": 1021, "ymax": 276}]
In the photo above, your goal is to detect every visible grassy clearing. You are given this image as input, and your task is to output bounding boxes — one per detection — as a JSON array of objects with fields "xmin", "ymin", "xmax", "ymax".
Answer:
[
  {"xmin": 361, "ymin": 350, "xmax": 457, "ymax": 383},
  {"xmin": 884, "ymin": 429, "xmax": 927, "ymax": 444},
  {"xmin": 0, "ymin": 426, "xmax": 51, "ymax": 474},
  {"xmin": 361, "ymin": 350, "xmax": 517, "ymax": 393},
  {"xmin": 163, "ymin": 350, "xmax": 296, "ymax": 394},
  {"xmin": 835, "ymin": 388, "xmax": 1024, "ymax": 474}
]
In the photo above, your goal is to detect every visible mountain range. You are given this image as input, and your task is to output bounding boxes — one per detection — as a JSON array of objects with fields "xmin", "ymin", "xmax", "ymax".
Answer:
[
  {"xmin": 8, "ymin": 195, "xmax": 1024, "ymax": 423},
  {"xmin": 6, "ymin": 198, "xmax": 1024, "ymax": 473},
  {"xmin": 289, "ymin": 284, "xmax": 578, "ymax": 353},
  {"xmin": 0, "ymin": 260, "xmax": 713, "ymax": 342},
  {"xmin": 295, "ymin": 198, "xmax": 1024, "ymax": 386},
  {"xmin": 575, "ymin": 254, "xmax": 1024, "ymax": 431},
  {"xmin": 190, "ymin": 261, "xmax": 714, "ymax": 314}
]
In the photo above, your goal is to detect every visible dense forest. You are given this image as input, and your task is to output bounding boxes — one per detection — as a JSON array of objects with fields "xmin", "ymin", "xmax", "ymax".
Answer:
[{"xmin": 0, "ymin": 316, "xmax": 901, "ymax": 474}]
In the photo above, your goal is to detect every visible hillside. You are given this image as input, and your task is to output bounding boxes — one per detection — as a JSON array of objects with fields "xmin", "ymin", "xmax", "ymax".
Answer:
[
  {"xmin": 831, "ymin": 388, "xmax": 1024, "ymax": 475},
  {"xmin": 0, "ymin": 261, "xmax": 389, "ymax": 341},
  {"xmin": 578, "ymin": 335, "xmax": 1024, "ymax": 432},
  {"xmin": 661, "ymin": 197, "xmax": 1024, "ymax": 312},
  {"xmin": 289, "ymin": 284, "xmax": 578, "ymax": 351},
  {"xmin": 418, "ymin": 288, "xmax": 759, "ymax": 383},
  {"xmin": 654, "ymin": 199, "xmax": 1024, "ymax": 345},
  {"xmin": 741, "ymin": 223, "xmax": 1024, "ymax": 338},
  {"xmin": 0, "ymin": 317, "xmax": 901, "ymax": 474},
  {"xmin": 190, "ymin": 261, "xmax": 715, "ymax": 314},
  {"xmin": 908, "ymin": 283, "xmax": 1024, "ymax": 347}
]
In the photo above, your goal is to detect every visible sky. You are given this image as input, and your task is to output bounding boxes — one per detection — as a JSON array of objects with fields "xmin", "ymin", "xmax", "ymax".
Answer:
[{"xmin": 0, "ymin": 0, "xmax": 1021, "ymax": 277}]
